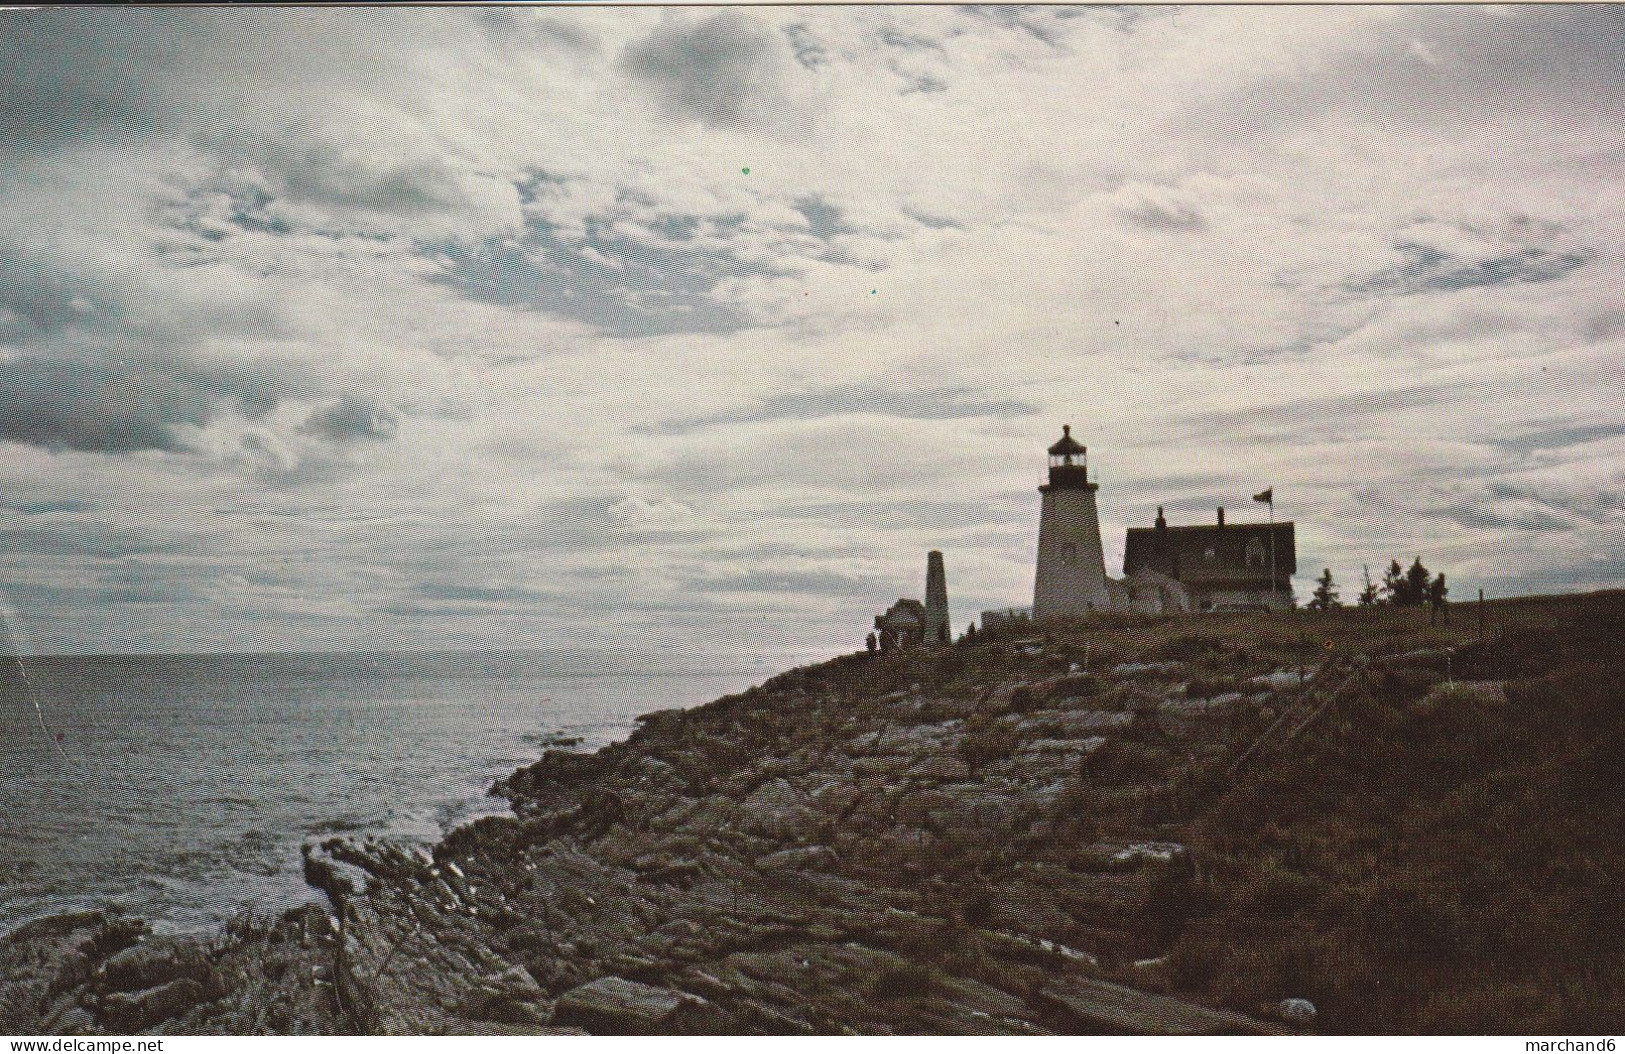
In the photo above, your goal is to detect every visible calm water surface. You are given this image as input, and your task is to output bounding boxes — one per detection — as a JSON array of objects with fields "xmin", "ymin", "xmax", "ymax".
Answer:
[{"xmin": 0, "ymin": 651, "xmax": 809, "ymax": 935}]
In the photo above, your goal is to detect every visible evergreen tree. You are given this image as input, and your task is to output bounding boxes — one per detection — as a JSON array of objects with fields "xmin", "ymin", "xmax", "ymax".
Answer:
[
  {"xmin": 1428, "ymin": 572, "xmax": 1449, "ymax": 624},
  {"xmin": 1357, "ymin": 564, "xmax": 1381, "ymax": 607},
  {"xmin": 1402, "ymin": 557, "xmax": 1432, "ymax": 607},
  {"xmin": 1381, "ymin": 559, "xmax": 1406, "ymax": 605},
  {"xmin": 1309, "ymin": 568, "xmax": 1341, "ymax": 610}
]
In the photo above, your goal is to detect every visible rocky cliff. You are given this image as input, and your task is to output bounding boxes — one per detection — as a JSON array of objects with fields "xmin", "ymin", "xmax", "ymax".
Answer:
[{"xmin": 6, "ymin": 592, "xmax": 1620, "ymax": 1035}]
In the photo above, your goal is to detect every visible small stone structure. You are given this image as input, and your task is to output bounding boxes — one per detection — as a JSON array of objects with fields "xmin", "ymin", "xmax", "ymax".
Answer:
[
  {"xmin": 924, "ymin": 550, "xmax": 949, "ymax": 645},
  {"xmin": 979, "ymin": 606, "xmax": 1032, "ymax": 630},
  {"xmin": 871, "ymin": 551, "xmax": 952, "ymax": 649},
  {"xmin": 873, "ymin": 598, "xmax": 927, "ymax": 651}
]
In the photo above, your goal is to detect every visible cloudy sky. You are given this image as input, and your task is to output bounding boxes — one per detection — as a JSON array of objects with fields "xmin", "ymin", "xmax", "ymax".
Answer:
[{"xmin": 1, "ymin": 6, "xmax": 1621, "ymax": 655}]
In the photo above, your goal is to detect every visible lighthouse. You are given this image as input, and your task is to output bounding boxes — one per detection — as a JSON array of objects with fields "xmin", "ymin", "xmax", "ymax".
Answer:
[{"xmin": 1032, "ymin": 425, "xmax": 1114, "ymax": 619}]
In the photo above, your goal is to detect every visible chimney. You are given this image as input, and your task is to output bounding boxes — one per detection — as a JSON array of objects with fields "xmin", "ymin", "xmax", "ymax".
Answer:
[
  {"xmin": 1155, "ymin": 506, "xmax": 1167, "ymax": 531},
  {"xmin": 1216, "ymin": 507, "xmax": 1225, "ymax": 529}
]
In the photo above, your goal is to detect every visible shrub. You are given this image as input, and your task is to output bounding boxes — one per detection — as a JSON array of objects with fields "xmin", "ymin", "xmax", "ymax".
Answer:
[
  {"xmin": 1185, "ymin": 674, "xmax": 1241, "ymax": 700},
  {"xmin": 959, "ymin": 715, "xmax": 1020, "ymax": 769},
  {"xmin": 1079, "ymin": 739, "xmax": 1170, "ymax": 784},
  {"xmin": 868, "ymin": 963, "xmax": 940, "ymax": 1001},
  {"xmin": 1167, "ymin": 919, "xmax": 1228, "ymax": 991},
  {"xmin": 1228, "ymin": 862, "xmax": 1327, "ymax": 920}
]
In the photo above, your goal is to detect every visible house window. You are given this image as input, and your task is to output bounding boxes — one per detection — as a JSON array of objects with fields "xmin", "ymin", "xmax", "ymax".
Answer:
[
  {"xmin": 1204, "ymin": 547, "xmax": 1216, "ymax": 562},
  {"xmin": 1246, "ymin": 538, "xmax": 1266, "ymax": 568}
]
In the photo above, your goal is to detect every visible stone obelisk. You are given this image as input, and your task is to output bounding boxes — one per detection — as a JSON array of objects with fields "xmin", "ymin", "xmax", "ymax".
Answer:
[{"xmin": 924, "ymin": 550, "xmax": 949, "ymax": 645}]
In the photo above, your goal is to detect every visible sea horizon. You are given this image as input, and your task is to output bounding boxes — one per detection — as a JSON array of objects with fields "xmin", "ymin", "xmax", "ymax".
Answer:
[{"xmin": 1, "ymin": 649, "xmax": 805, "ymax": 936}]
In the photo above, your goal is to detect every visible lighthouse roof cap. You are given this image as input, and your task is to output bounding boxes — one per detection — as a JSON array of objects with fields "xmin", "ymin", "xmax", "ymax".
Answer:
[{"xmin": 1048, "ymin": 425, "xmax": 1087, "ymax": 456}]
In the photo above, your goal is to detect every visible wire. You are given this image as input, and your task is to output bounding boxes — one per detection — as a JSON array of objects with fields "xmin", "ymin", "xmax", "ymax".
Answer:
[
  {"xmin": 17, "ymin": 655, "xmax": 71, "ymax": 767},
  {"xmin": 1, "ymin": 611, "xmax": 71, "ymax": 767}
]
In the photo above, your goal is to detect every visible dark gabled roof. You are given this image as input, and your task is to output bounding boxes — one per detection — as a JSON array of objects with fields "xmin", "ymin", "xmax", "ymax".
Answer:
[
  {"xmin": 1047, "ymin": 425, "xmax": 1086, "ymax": 457},
  {"xmin": 876, "ymin": 598, "xmax": 926, "ymax": 628},
  {"xmin": 1123, "ymin": 521, "xmax": 1296, "ymax": 583}
]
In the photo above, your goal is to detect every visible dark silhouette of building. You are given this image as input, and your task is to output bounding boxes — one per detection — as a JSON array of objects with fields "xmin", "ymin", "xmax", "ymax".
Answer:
[
  {"xmin": 872, "ymin": 551, "xmax": 952, "ymax": 649},
  {"xmin": 874, "ymin": 598, "xmax": 927, "ymax": 650},
  {"xmin": 1123, "ymin": 506, "xmax": 1296, "ymax": 611}
]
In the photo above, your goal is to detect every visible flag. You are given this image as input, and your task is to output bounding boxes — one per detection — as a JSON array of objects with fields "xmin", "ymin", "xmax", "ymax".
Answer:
[{"xmin": 1253, "ymin": 487, "xmax": 1273, "ymax": 505}]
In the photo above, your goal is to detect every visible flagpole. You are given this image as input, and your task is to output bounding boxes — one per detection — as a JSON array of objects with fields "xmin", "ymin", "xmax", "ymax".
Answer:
[
  {"xmin": 1269, "ymin": 495, "xmax": 1277, "ymax": 609},
  {"xmin": 1253, "ymin": 486, "xmax": 1278, "ymax": 610}
]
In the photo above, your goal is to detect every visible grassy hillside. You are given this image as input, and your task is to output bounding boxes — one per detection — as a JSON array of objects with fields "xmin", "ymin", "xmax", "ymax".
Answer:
[
  {"xmin": 1174, "ymin": 594, "xmax": 1625, "ymax": 1032},
  {"xmin": 977, "ymin": 591, "xmax": 1625, "ymax": 1032}
]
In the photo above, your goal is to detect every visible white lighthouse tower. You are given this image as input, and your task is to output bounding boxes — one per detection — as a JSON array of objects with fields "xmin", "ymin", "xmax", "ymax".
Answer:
[{"xmin": 1032, "ymin": 425, "xmax": 1114, "ymax": 619}]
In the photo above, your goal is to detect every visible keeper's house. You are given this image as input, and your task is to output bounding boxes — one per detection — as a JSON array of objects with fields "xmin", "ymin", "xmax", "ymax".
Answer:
[{"xmin": 1122, "ymin": 506, "xmax": 1296, "ymax": 613}]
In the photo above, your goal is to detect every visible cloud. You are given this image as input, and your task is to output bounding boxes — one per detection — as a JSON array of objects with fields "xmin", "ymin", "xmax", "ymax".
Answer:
[
  {"xmin": 0, "ymin": 359, "xmax": 287, "ymax": 454},
  {"xmin": 1487, "ymin": 423, "xmax": 1625, "ymax": 458},
  {"xmin": 642, "ymin": 383, "xmax": 1039, "ymax": 436},
  {"xmin": 792, "ymin": 196, "xmax": 852, "ymax": 239},
  {"xmin": 434, "ymin": 220, "xmax": 766, "ymax": 337},
  {"xmin": 303, "ymin": 397, "xmax": 400, "ymax": 445},
  {"xmin": 2, "ymin": 6, "xmax": 1623, "ymax": 653},
  {"xmin": 620, "ymin": 12, "xmax": 792, "ymax": 127},
  {"xmin": 1121, "ymin": 197, "xmax": 1208, "ymax": 232},
  {"xmin": 0, "ymin": 8, "xmax": 182, "ymax": 155},
  {"xmin": 1348, "ymin": 240, "xmax": 1590, "ymax": 297},
  {"xmin": 0, "ymin": 524, "xmax": 189, "ymax": 560},
  {"xmin": 0, "ymin": 499, "xmax": 92, "ymax": 516},
  {"xmin": 1485, "ymin": 482, "xmax": 1625, "ymax": 527},
  {"xmin": 961, "ymin": 7, "xmax": 1068, "ymax": 48},
  {"xmin": 682, "ymin": 566, "xmax": 876, "ymax": 599},
  {"xmin": 1425, "ymin": 497, "xmax": 1571, "ymax": 534}
]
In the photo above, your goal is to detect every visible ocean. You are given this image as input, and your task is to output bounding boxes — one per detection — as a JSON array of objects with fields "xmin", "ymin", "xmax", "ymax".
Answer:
[{"xmin": 0, "ymin": 650, "xmax": 809, "ymax": 937}]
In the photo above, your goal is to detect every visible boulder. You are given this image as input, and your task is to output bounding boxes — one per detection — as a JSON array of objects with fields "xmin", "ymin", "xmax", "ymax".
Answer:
[
  {"xmin": 909, "ymin": 753, "xmax": 972, "ymax": 783},
  {"xmin": 1018, "ymin": 736, "xmax": 1107, "ymax": 756},
  {"xmin": 849, "ymin": 724, "xmax": 951, "ymax": 756},
  {"xmin": 755, "ymin": 845, "xmax": 838, "ymax": 872},
  {"xmin": 1412, "ymin": 680, "xmax": 1507, "ymax": 716},
  {"xmin": 98, "ymin": 939, "xmax": 212, "ymax": 995},
  {"xmin": 1111, "ymin": 661, "xmax": 1185, "ymax": 677},
  {"xmin": 1110, "ymin": 842, "xmax": 1188, "ymax": 868},
  {"xmin": 478, "ymin": 964, "xmax": 545, "ymax": 1001},
  {"xmin": 1039, "ymin": 978, "xmax": 1290, "ymax": 1035},
  {"xmin": 1276, "ymin": 998, "xmax": 1317, "ymax": 1025},
  {"xmin": 100, "ymin": 976, "xmax": 210, "ymax": 1032},
  {"xmin": 462, "ymin": 965, "xmax": 552, "ymax": 1024},
  {"xmin": 1033, "ymin": 711, "xmax": 1134, "ymax": 737},
  {"xmin": 553, "ymin": 976, "xmax": 706, "ymax": 1034},
  {"xmin": 739, "ymin": 779, "xmax": 821, "ymax": 841},
  {"xmin": 0, "ymin": 913, "xmax": 146, "ymax": 1033},
  {"xmin": 302, "ymin": 840, "xmax": 374, "ymax": 908},
  {"xmin": 1129, "ymin": 955, "xmax": 1172, "ymax": 992}
]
